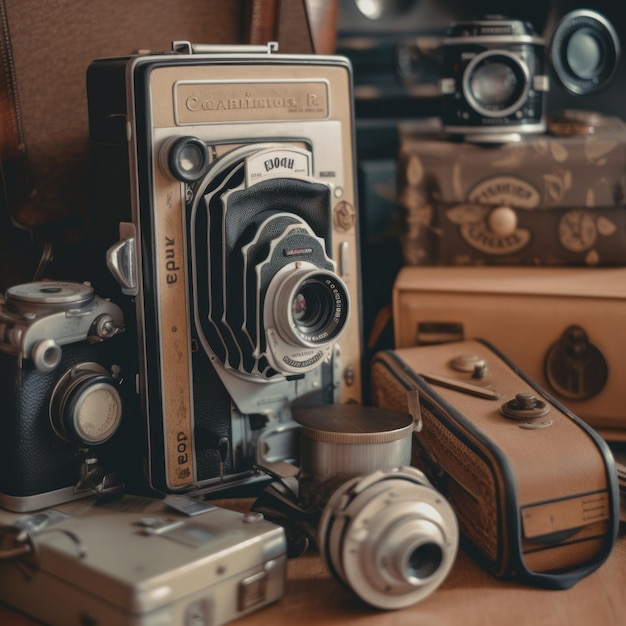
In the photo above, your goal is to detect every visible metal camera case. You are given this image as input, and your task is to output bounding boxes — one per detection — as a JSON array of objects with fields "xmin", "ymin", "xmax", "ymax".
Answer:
[
  {"xmin": 0, "ymin": 281, "xmax": 131, "ymax": 512},
  {"xmin": 0, "ymin": 494, "xmax": 287, "ymax": 626},
  {"xmin": 86, "ymin": 42, "xmax": 363, "ymax": 496},
  {"xmin": 440, "ymin": 17, "xmax": 549, "ymax": 141}
]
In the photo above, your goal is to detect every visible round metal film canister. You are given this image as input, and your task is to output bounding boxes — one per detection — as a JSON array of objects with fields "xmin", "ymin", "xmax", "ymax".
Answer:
[{"xmin": 294, "ymin": 404, "xmax": 414, "ymax": 510}]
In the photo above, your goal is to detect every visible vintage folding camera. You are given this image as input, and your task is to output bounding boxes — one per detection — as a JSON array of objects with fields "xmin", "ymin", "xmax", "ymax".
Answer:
[
  {"xmin": 370, "ymin": 339, "xmax": 620, "ymax": 589},
  {"xmin": 0, "ymin": 494, "xmax": 287, "ymax": 625},
  {"xmin": 0, "ymin": 281, "xmax": 132, "ymax": 512},
  {"xmin": 440, "ymin": 16, "xmax": 549, "ymax": 141},
  {"xmin": 86, "ymin": 42, "xmax": 363, "ymax": 496}
]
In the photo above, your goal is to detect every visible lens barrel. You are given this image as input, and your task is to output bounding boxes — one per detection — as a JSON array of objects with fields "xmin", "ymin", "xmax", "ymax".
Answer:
[{"xmin": 318, "ymin": 467, "xmax": 459, "ymax": 610}]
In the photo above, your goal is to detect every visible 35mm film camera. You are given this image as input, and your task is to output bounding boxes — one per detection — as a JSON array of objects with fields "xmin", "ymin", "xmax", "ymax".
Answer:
[
  {"xmin": 0, "ymin": 281, "xmax": 131, "ymax": 512},
  {"xmin": 87, "ymin": 42, "xmax": 362, "ymax": 497}
]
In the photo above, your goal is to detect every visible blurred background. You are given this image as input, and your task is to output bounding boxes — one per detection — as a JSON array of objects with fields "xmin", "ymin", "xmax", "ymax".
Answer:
[{"xmin": 335, "ymin": 0, "xmax": 626, "ymax": 352}]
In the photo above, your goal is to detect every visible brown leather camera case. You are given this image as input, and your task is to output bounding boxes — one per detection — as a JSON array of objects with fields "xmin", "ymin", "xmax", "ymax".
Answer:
[{"xmin": 370, "ymin": 339, "xmax": 619, "ymax": 589}]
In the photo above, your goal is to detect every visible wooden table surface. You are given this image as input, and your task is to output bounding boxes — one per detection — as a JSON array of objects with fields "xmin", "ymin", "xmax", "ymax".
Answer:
[{"xmin": 1, "ymin": 502, "xmax": 624, "ymax": 626}]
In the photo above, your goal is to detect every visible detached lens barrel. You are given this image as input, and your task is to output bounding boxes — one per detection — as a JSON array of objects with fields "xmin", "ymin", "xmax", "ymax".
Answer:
[
  {"xmin": 318, "ymin": 467, "xmax": 459, "ymax": 610},
  {"xmin": 550, "ymin": 9, "xmax": 620, "ymax": 95},
  {"xmin": 294, "ymin": 405, "xmax": 459, "ymax": 610}
]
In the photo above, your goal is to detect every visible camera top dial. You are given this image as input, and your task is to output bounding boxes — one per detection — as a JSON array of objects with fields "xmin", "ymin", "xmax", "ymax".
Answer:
[
  {"xmin": 6, "ymin": 281, "xmax": 95, "ymax": 307},
  {"xmin": 0, "ymin": 281, "xmax": 124, "ymax": 372}
]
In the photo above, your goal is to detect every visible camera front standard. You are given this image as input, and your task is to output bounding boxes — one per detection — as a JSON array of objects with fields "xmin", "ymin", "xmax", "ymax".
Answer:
[
  {"xmin": 86, "ymin": 42, "xmax": 363, "ymax": 496},
  {"xmin": 440, "ymin": 17, "xmax": 549, "ymax": 142}
]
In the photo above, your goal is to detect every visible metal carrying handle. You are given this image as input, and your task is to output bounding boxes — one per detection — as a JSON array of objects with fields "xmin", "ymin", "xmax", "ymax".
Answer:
[
  {"xmin": 0, "ymin": 523, "xmax": 86, "ymax": 580},
  {"xmin": 0, "ymin": 526, "xmax": 35, "ymax": 561},
  {"xmin": 172, "ymin": 41, "xmax": 278, "ymax": 55}
]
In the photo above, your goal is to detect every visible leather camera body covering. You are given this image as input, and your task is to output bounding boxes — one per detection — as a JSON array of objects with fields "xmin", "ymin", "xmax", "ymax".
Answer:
[{"xmin": 370, "ymin": 339, "xmax": 619, "ymax": 589}]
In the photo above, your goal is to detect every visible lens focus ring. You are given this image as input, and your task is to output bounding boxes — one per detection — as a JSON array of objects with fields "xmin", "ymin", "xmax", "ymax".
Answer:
[
  {"xmin": 275, "ymin": 267, "xmax": 349, "ymax": 348},
  {"xmin": 550, "ymin": 10, "xmax": 620, "ymax": 95},
  {"xmin": 463, "ymin": 50, "xmax": 530, "ymax": 118}
]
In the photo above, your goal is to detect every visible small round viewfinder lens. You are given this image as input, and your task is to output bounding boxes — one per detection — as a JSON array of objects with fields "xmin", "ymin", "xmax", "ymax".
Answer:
[{"xmin": 165, "ymin": 136, "xmax": 210, "ymax": 183}]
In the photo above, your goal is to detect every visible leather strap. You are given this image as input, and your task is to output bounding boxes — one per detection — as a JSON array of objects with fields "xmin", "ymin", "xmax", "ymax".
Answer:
[
  {"xmin": 245, "ymin": 0, "xmax": 283, "ymax": 45},
  {"xmin": 0, "ymin": 0, "xmax": 36, "ymax": 230}
]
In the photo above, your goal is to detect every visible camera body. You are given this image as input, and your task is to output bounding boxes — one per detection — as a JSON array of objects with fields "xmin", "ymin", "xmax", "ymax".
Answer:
[
  {"xmin": 0, "ymin": 281, "xmax": 132, "ymax": 512},
  {"xmin": 86, "ymin": 42, "xmax": 362, "ymax": 496},
  {"xmin": 440, "ymin": 17, "xmax": 549, "ymax": 141}
]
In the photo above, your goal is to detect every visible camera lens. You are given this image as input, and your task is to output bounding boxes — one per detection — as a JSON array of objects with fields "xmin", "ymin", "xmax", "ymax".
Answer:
[
  {"xmin": 470, "ymin": 63, "xmax": 518, "ymax": 106},
  {"xmin": 464, "ymin": 51, "xmax": 529, "ymax": 117},
  {"xmin": 291, "ymin": 280, "xmax": 334, "ymax": 336},
  {"xmin": 550, "ymin": 10, "xmax": 620, "ymax": 95},
  {"xmin": 318, "ymin": 467, "xmax": 458, "ymax": 610},
  {"xmin": 566, "ymin": 30, "xmax": 603, "ymax": 80},
  {"xmin": 407, "ymin": 542, "xmax": 443, "ymax": 580},
  {"xmin": 50, "ymin": 364, "xmax": 122, "ymax": 446},
  {"xmin": 276, "ymin": 269, "xmax": 349, "ymax": 347}
]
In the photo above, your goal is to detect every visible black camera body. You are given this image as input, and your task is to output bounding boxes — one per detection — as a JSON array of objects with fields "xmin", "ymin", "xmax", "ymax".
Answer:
[
  {"xmin": 440, "ymin": 17, "xmax": 549, "ymax": 141},
  {"xmin": 86, "ymin": 42, "xmax": 362, "ymax": 497},
  {"xmin": 0, "ymin": 281, "xmax": 132, "ymax": 512}
]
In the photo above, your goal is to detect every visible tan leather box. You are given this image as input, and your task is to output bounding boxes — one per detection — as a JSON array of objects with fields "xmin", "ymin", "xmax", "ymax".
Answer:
[{"xmin": 392, "ymin": 265, "xmax": 626, "ymax": 440}]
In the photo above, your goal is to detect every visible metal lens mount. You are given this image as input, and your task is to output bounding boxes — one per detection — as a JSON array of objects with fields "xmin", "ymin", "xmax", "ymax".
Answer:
[
  {"xmin": 318, "ymin": 467, "xmax": 458, "ymax": 610},
  {"xmin": 50, "ymin": 363, "xmax": 122, "ymax": 446},
  {"xmin": 550, "ymin": 9, "xmax": 620, "ymax": 95},
  {"xmin": 463, "ymin": 50, "xmax": 530, "ymax": 118},
  {"xmin": 274, "ymin": 267, "xmax": 350, "ymax": 348}
]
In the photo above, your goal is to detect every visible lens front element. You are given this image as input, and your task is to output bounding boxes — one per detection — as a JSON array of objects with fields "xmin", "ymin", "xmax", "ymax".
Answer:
[
  {"xmin": 318, "ymin": 467, "xmax": 459, "ymax": 610},
  {"xmin": 464, "ymin": 51, "xmax": 530, "ymax": 118},
  {"xmin": 266, "ymin": 263, "xmax": 350, "ymax": 374}
]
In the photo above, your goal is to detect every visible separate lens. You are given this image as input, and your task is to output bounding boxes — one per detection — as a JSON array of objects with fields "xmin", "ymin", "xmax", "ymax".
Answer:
[
  {"xmin": 464, "ymin": 51, "xmax": 529, "ymax": 117},
  {"xmin": 318, "ymin": 467, "xmax": 459, "ymax": 610},
  {"xmin": 407, "ymin": 542, "xmax": 444, "ymax": 581},
  {"xmin": 567, "ymin": 30, "xmax": 603, "ymax": 79},
  {"xmin": 550, "ymin": 10, "xmax": 620, "ymax": 95}
]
